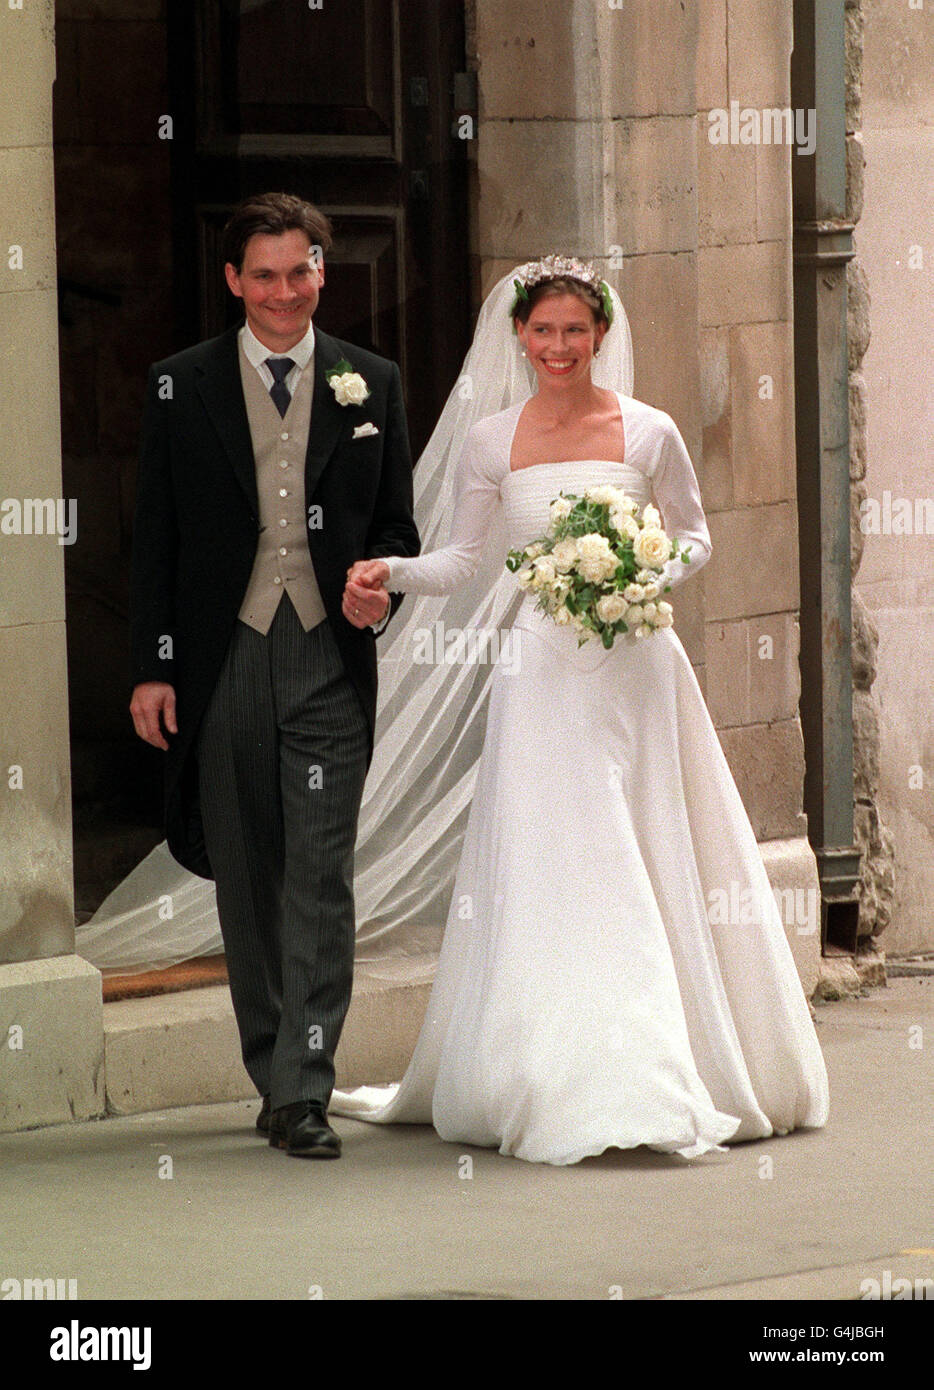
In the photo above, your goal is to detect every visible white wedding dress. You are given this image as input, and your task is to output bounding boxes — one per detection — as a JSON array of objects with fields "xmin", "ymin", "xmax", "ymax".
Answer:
[{"xmin": 329, "ymin": 391, "xmax": 830, "ymax": 1164}]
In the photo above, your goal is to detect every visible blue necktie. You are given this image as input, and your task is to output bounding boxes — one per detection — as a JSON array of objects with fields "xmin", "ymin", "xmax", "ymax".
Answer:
[{"xmin": 266, "ymin": 357, "xmax": 296, "ymax": 417}]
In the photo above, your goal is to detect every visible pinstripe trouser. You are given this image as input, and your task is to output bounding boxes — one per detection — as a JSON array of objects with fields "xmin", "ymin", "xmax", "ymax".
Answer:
[{"xmin": 196, "ymin": 593, "xmax": 369, "ymax": 1111}]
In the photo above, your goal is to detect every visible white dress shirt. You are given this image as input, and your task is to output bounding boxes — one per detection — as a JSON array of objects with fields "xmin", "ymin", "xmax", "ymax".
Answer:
[{"xmin": 239, "ymin": 318, "xmax": 316, "ymax": 392}]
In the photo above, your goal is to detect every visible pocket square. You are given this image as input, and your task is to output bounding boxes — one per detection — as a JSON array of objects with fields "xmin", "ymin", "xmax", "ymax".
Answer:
[{"xmin": 352, "ymin": 422, "xmax": 380, "ymax": 439}]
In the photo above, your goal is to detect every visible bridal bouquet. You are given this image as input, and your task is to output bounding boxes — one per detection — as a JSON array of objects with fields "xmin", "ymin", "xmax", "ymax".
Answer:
[{"xmin": 506, "ymin": 486, "xmax": 692, "ymax": 648}]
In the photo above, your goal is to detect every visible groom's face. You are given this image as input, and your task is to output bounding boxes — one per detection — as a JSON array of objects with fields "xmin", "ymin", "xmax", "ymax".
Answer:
[{"xmin": 224, "ymin": 229, "xmax": 325, "ymax": 351}]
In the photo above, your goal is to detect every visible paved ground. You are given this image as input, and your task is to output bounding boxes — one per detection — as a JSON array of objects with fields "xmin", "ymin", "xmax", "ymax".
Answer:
[{"xmin": 1, "ymin": 977, "xmax": 931, "ymax": 1300}]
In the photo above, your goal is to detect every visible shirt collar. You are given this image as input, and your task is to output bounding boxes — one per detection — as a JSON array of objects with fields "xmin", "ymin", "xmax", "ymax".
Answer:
[{"xmin": 240, "ymin": 318, "xmax": 316, "ymax": 372}]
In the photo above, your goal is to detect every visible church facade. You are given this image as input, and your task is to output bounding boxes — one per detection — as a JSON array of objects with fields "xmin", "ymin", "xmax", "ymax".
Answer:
[{"xmin": 0, "ymin": 0, "xmax": 927, "ymax": 1133}]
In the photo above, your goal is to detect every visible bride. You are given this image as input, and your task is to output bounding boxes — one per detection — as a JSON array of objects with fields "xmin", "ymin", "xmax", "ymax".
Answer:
[{"xmin": 331, "ymin": 255, "xmax": 830, "ymax": 1164}]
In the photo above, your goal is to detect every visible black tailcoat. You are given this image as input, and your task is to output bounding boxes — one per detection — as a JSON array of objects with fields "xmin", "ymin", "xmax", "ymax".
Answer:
[{"xmin": 129, "ymin": 322, "xmax": 420, "ymax": 878}]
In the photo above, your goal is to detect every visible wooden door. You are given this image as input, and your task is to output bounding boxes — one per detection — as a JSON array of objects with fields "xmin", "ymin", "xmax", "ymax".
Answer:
[{"xmin": 166, "ymin": 0, "xmax": 472, "ymax": 455}]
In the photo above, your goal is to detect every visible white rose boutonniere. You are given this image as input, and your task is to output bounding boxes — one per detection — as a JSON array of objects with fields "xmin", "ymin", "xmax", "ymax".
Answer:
[{"xmin": 326, "ymin": 357, "xmax": 371, "ymax": 407}]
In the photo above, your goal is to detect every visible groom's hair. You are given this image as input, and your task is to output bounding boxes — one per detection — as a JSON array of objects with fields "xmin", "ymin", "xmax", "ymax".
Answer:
[{"xmin": 222, "ymin": 192, "xmax": 334, "ymax": 272}]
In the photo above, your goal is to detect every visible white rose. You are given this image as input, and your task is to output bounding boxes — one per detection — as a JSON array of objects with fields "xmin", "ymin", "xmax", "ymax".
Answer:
[
  {"xmin": 625, "ymin": 604, "xmax": 644, "ymax": 626},
  {"xmin": 634, "ymin": 623, "xmax": 653, "ymax": 639},
  {"xmin": 655, "ymin": 600, "xmax": 674, "ymax": 627},
  {"xmin": 551, "ymin": 537, "xmax": 579, "ymax": 573},
  {"xmin": 610, "ymin": 510, "xmax": 640, "ymax": 540},
  {"xmin": 585, "ymin": 485, "xmax": 619, "ymax": 506},
  {"xmin": 516, "ymin": 566, "xmax": 535, "ymax": 590},
  {"xmin": 641, "ymin": 601, "xmax": 658, "ymax": 623},
  {"xmin": 641, "ymin": 503, "xmax": 661, "ymax": 528},
  {"xmin": 576, "ymin": 533, "xmax": 617, "ymax": 584},
  {"xmin": 623, "ymin": 583, "xmax": 645, "ymax": 603},
  {"xmin": 635, "ymin": 568, "xmax": 656, "ymax": 583},
  {"xmin": 554, "ymin": 604, "xmax": 572, "ymax": 626},
  {"xmin": 330, "ymin": 371, "xmax": 371, "ymax": 406},
  {"xmin": 549, "ymin": 496, "xmax": 573, "ymax": 524},
  {"xmin": 525, "ymin": 541, "xmax": 545, "ymax": 559},
  {"xmin": 596, "ymin": 592, "xmax": 628, "ymax": 624},
  {"xmin": 532, "ymin": 556, "xmax": 557, "ymax": 587},
  {"xmin": 641, "ymin": 580, "xmax": 660, "ymax": 601},
  {"xmin": 633, "ymin": 525, "xmax": 671, "ymax": 569}
]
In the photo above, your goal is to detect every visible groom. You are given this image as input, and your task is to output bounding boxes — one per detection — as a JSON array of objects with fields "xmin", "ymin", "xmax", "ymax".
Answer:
[{"xmin": 129, "ymin": 192, "xmax": 420, "ymax": 1158}]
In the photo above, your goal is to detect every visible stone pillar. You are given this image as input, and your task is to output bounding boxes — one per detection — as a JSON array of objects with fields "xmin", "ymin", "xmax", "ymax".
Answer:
[
  {"xmin": 0, "ymin": 0, "xmax": 103, "ymax": 1131},
  {"xmin": 845, "ymin": 0, "xmax": 894, "ymax": 972},
  {"xmin": 474, "ymin": 0, "xmax": 820, "ymax": 992},
  {"xmin": 698, "ymin": 0, "xmax": 820, "ymax": 993}
]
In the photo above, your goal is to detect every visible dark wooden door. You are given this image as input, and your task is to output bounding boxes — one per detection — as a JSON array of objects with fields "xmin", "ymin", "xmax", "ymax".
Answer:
[{"xmin": 167, "ymin": 0, "xmax": 471, "ymax": 455}]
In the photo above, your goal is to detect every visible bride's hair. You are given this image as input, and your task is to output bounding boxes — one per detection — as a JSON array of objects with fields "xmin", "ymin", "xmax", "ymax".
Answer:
[{"xmin": 512, "ymin": 276, "xmax": 611, "ymax": 331}]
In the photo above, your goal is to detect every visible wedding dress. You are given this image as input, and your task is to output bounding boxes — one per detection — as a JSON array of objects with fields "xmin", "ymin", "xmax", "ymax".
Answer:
[{"xmin": 328, "ymin": 392, "xmax": 830, "ymax": 1164}]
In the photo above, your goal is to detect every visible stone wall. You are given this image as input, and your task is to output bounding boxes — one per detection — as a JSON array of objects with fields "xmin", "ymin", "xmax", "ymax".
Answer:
[
  {"xmin": 473, "ymin": 0, "xmax": 820, "ymax": 988},
  {"xmin": 697, "ymin": 0, "xmax": 808, "ymax": 846},
  {"xmin": 854, "ymin": 0, "xmax": 934, "ymax": 956},
  {"xmin": 846, "ymin": 0, "xmax": 896, "ymax": 951}
]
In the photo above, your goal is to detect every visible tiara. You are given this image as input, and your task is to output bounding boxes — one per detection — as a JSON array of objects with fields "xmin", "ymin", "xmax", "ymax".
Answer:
[{"xmin": 509, "ymin": 255, "xmax": 615, "ymax": 327}]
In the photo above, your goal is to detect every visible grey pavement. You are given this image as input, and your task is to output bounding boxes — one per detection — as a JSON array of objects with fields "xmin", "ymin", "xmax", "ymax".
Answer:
[{"xmin": 1, "ymin": 977, "xmax": 931, "ymax": 1300}]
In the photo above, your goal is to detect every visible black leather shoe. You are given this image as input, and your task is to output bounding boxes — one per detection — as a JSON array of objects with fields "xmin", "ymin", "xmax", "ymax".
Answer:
[
  {"xmin": 269, "ymin": 1101, "xmax": 341, "ymax": 1159},
  {"xmin": 255, "ymin": 1094, "xmax": 272, "ymax": 1136}
]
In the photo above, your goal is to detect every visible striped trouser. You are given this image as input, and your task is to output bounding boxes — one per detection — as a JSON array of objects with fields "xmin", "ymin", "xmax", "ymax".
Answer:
[{"xmin": 196, "ymin": 594, "xmax": 369, "ymax": 1110}]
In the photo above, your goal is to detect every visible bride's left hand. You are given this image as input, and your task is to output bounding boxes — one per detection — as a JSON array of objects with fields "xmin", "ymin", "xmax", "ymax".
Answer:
[{"xmin": 343, "ymin": 559, "xmax": 390, "ymax": 628}]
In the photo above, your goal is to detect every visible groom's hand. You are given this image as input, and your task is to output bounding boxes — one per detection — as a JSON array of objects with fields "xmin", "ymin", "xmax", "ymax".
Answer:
[
  {"xmin": 343, "ymin": 559, "xmax": 390, "ymax": 629},
  {"xmin": 130, "ymin": 681, "xmax": 178, "ymax": 750}
]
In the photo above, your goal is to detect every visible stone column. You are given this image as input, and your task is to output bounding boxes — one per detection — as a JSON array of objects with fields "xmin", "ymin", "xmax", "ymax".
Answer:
[
  {"xmin": 0, "ymin": 0, "xmax": 103, "ymax": 1132},
  {"xmin": 698, "ymin": 0, "xmax": 820, "ymax": 992},
  {"xmin": 845, "ymin": 0, "xmax": 894, "ymax": 976}
]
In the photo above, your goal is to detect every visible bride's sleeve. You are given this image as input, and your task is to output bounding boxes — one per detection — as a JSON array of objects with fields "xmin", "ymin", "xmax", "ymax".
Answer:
[
  {"xmin": 651, "ymin": 414, "xmax": 712, "ymax": 594},
  {"xmin": 382, "ymin": 424, "xmax": 503, "ymax": 596}
]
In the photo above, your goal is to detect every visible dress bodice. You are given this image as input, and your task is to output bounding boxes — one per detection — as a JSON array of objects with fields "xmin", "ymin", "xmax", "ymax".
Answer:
[
  {"xmin": 383, "ymin": 391, "xmax": 712, "ymax": 598},
  {"xmin": 500, "ymin": 460, "xmax": 654, "ymax": 553}
]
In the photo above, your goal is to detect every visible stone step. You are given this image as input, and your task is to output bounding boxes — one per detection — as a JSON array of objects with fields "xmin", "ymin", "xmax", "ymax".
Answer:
[{"xmin": 102, "ymin": 956, "xmax": 435, "ymax": 1116}]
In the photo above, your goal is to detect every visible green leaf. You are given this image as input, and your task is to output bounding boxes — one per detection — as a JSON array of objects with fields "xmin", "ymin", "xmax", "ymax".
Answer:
[{"xmin": 326, "ymin": 357, "xmax": 355, "ymax": 380}]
